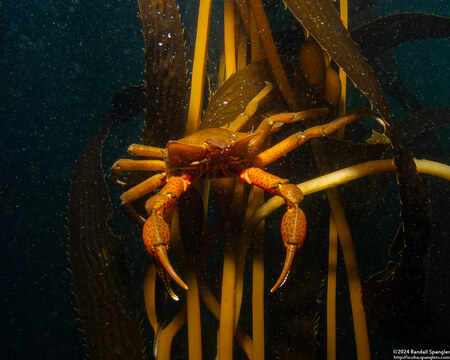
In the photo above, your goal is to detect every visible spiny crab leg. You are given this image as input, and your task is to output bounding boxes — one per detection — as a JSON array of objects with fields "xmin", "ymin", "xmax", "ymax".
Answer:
[
  {"xmin": 240, "ymin": 167, "xmax": 306, "ymax": 292},
  {"xmin": 120, "ymin": 173, "xmax": 166, "ymax": 204},
  {"xmin": 252, "ymin": 107, "xmax": 380, "ymax": 168},
  {"xmin": 225, "ymin": 81, "xmax": 273, "ymax": 132},
  {"xmin": 247, "ymin": 107, "xmax": 329, "ymax": 154},
  {"xmin": 143, "ymin": 175, "xmax": 191, "ymax": 300},
  {"xmin": 266, "ymin": 107, "xmax": 329, "ymax": 130},
  {"xmin": 109, "ymin": 159, "xmax": 166, "ymax": 185}
]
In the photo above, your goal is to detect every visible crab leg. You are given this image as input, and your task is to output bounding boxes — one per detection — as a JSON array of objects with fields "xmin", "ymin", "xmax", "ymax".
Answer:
[
  {"xmin": 120, "ymin": 173, "xmax": 166, "ymax": 204},
  {"xmin": 127, "ymin": 144, "xmax": 165, "ymax": 158},
  {"xmin": 252, "ymin": 107, "xmax": 375, "ymax": 168},
  {"xmin": 143, "ymin": 175, "xmax": 191, "ymax": 297},
  {"xmin": 240, "ymin": 167, "xmax": 306, "ymax": 292},
  {"xmin": 109, "ymin": 159, "xmax": 166, "ymax": 185},
  {"xmin": 247, "ymin": 107, "xmax": 329, "ymax": 155},
  {"xmin": 225, "ymin": 81, "xmax": 273, "ymax": 132},
  {"xmin": 266, "ymin": 107, "xmax": 329, "ymax": 127}
]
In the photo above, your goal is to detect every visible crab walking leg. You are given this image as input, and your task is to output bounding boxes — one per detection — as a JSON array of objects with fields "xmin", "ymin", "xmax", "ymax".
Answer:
[
  {"xmin": 266, "ymin": 107, "xmax": 329, "ymax": 126},
  {"xmin": 240, "ymin": 167, "xmax": 306, "ymax": 291},
  {"xmin": 252, "ymin": 107, "xmax": 374, "ymax": 168},
  {"xmin": 225, "ymin": 81, "xmax": 273, "ymax": 132},
  {"xmin": 120, "ymin": 173, "xmax": 166, "ymax": 204},
  {"xmin": 247, "ymin": 107, "xmax": 330, "ymax": 154},
  {"xmin": 127, "ymin": 144, "xmax": 165, "ymax": 158},
  {"xmin": 143, "ymin": 175, "xmax": 191, "ymax": 293},
  {"xmin": 109, "ymin": 159, "xmax": 166, "ymax": 185}
]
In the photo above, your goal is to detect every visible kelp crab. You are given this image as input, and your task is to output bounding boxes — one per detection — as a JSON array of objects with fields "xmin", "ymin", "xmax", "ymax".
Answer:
[
  {"xmin": 109, "ymin": 81, "xmax": 379, "ymax": 297},
  {"xmin": 67, "ymin": 0, "xmax": 450, "ymax": 359}
]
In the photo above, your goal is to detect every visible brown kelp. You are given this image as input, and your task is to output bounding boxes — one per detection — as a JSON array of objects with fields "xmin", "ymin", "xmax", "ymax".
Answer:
[
  {"xmin": 281, "ymin": 1, "xmax": 432, "ymax": 247},
  {"xmin": 270, "ymin": 13, "xmax": 450, "ymax": 114},
  {"xmin": 351, "ymin": 13, "xmax": 450, "ymax": 59},
  {"xmin": 139, "ymin": 0, "xmax": 187, "ymax": 146},
  {"xmin": 351, "ymin": 13, "xmax": 450, "ymax": 115},
  {"xmin": 67, "ymin": 86, "xmax": 146, "ymax": 359},
  {"xmin": 281, "ymin": 3, "xmax": 441, "ymax": 353}
]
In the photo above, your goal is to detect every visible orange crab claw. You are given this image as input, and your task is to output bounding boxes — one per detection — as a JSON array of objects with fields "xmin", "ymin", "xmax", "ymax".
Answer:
[
  {"xmin": 155, "ymin": 261, "xmax": 181, "ymax": 301},
  {"xmin": 271, "ymin": 206, "xmax": 307, "ymax": 292},
  {"xmin": 155, "ymin": 246, "xmax": 188, "ymax": 291},
  {"xmin": 271, "ymin": 244, "xmax": 299, "ymax": 292},
  {"xmin": 143, "ymin": 212, "xmax": 188, "ymax": 298}
]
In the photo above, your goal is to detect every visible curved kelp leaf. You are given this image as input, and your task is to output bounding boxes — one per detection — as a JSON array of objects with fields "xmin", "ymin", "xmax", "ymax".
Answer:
[
  {"xmin": 399, "ymin": 107, "xmax": 450, "ymax": 140},
  {"xmin": 282, "ymin": 1, "xmax": 434, "ymax": 347},
  {"xmin": 138, "ymin": 0, "xmax": 188, "ymax": 147},
  {"xmin": 272, "ymin": 13, "xmax": 449, "ymax": 114},
  {"xmin": 352, "ymin": 13, "xmax": 450, "ymax": 113},
  {"xmin": 398, "ymin": 107, "xmax": 450, "ymax": 162},
  {"xmin": 281, "ymin": 0, "xmax": 391, "ymax": 118},
  {"xmin": 201, "ymin": 59, "xmax": 288, "ymax": 130},
  {"xmin": 67, "ymin": 86, "xmax": 146, "ymax": 360},
  {"xmin": 363, "ymin": 108, "xmax": 450, "ymax": 337},
  {"xmin": 370, "ymin": 61, "xmax": 423, "ymax": 114},
  {"xmin": 283, "ymin": 0, "xmax": 431, "ymax": 247},
  {"xmin": 352, "ymin": 13, "xmax": 450, "ymax": 59}
]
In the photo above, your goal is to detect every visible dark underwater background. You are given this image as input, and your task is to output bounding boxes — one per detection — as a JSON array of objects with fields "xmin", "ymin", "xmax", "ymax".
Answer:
[{"xmin": 1, "ymin": 0, "xmax": 449, "ymax": 359}]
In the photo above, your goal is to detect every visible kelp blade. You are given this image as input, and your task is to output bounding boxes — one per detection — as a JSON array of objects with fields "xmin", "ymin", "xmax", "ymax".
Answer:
[
  {"xmin": 67, "ymin": 87, "xmax": 146, "ymax": 360},
  {"xmin": 281, "ymin": 0, "xmax": 434, "ymax": 352},
  {"xmin": 138, "ymin": 0, "xmax": 188, "ymax": 146},
  {"xmin": 282, "ymin": 0, "xmax": 431, "ymax": 252},
  {"xmin": 281, "ymin": 0, "xmax": 391, "ymax": 120}
]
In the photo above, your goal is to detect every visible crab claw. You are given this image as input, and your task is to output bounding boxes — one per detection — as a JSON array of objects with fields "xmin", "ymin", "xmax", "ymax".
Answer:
[
  {"xmin": 155, "ymin": 246, "xmax": 188, "ymax": 289},
  {"xmin": 271, "ymin": 206, "xmax": 306, "ymax": 292},
  {"xmin": 271, "ymin": 244, "xmax": 299, "ymax": 292},
  {"xmin": 143, "ymin": 212, "xmax": 188, "ymax": 298},
  {"xmin": 154, "ymin": 252, "xmax": 185, "ymax": 301}
]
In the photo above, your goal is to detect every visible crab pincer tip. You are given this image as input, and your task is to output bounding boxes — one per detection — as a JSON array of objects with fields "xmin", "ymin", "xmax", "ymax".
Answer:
[
  {"xmin": 270, "ymin": 245, "xmax": 299, "ymax": 292},
  {"xmin": 155, "ymin": 246, "xmax": 188, "ymax": 291}
]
